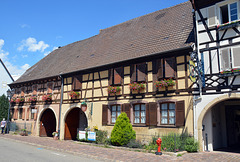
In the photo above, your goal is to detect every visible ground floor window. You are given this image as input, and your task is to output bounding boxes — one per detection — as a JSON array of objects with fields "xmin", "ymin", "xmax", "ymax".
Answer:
[
  {"xmin": 111, "ymin": 105, "xmax": 121, "ymax": 123},
  {"xmin": 134, "ymin": 104, "xmax": 146, "ymax": 124},
  {"xmin": 161, "ymin": 103, "xmax": 175, "ymax": 125},
  {"xmin": 31, "ymin": 108, "xmax": 35, "ymax": 119},
  {"xmin": 19, "ymin": 108, "xmax": 23, "ymax": 119}
]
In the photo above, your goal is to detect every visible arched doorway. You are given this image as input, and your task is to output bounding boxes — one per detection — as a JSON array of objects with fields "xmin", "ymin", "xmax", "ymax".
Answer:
[
  {"xmin": 64, "ymin": 107, "xmax": 88, "ymax": 140},
  {"xmin": 201, "ymin": 99, "xmax": 240, "ymax": 152},
  {"xmin": 40, "ymin": 108, "xmax": 57, "ymax": 137}
]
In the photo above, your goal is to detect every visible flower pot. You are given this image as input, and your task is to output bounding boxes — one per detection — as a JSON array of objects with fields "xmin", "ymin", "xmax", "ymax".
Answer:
[
  {"xmin": 167, "ymin": 85, "xmax": 175, "ymax": 90},
  {"xmin": 131, "ymin": 89, "xmax": 139, "ymax": 94},
  {"xmin": 157, "ymin": 87, "xmax": 165, "ymax": 91}
]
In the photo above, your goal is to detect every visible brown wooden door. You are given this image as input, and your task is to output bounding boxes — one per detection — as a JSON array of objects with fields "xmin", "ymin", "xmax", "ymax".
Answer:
[
  {"xmin": 40, "ymin": 109, "xmax": 56, "ymax": 137},
  {"xmin": 64, "ymin": 108, "xmax": 80, "ymax": 140}
]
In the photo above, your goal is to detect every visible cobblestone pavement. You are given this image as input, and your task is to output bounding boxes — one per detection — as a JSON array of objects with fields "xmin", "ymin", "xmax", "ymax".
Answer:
[{"xmin": 0, "ymin": 134, "xmax": 240, "ymax": 162}]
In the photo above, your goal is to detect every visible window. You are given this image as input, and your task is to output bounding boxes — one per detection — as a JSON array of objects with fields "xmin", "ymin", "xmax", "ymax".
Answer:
[
  {"xmin": 109, "ymin": 67, "xmax": 123, "ymax": 85},
  {"xmin": 161, "ymin": 103, "xmax": 175, "ymax": 125},
  {"xmin": 220, "ymin": 2, "xmax": 238, "ymax": 24},
  {"xmin": 153, "ymin": 57, "xmax": 175, "ymax": 80},
  {"xmin": 47, "ymin": 82, "xmax": 53, "ymax": 94},
  {"xmin": 111, "ymin": 105, "xmax": 121, "ymax": 123},
  {"xmin": 131, "ymin": 63, "xmax": 147, "ymax": 82},
  {"xmin": 72, "ymin": 75, "xmax": 82, "ymax": 91},
  {"xmin": 19, "ymin": 108, "xmax": 23, "ymax": 119},
  {"xmin": 31, "ymin": 108, "xmax": 35, "ymax": 119},
  {"xmin": 220, "ymin": 46, "xmax": 240, "ymax": 71},
  {"xmin": 32, "ymin": 85, "xmax": 38, "ymax": 96},
  {"xmin": 134, "ymin": 104, "xmax": 146, "ymax": 124}
]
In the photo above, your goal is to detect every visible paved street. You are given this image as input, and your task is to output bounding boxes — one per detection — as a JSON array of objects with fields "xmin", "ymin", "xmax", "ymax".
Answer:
[{"xmin": 0, "ymin": 134, "xmax": 240, "ymax": 162}]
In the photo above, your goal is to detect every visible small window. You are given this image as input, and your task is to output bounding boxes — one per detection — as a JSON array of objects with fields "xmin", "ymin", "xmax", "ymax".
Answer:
[
  {"xmin": 161, "ymin": 103, "xmax": 175, "ymax": 125},
  {"xmin": 111, "ymin": 105, "xmax": 121, "ymax": 123},
  {"xmin": 220, "ymin": 46, "xmax": 240, "ymax": 71},
  {"xmin": 220, "ymin": 2, "xmax": 238, "ymax": 24},
  {"xmin": 134, "ymin": 104, "xmax": 146, "ymax": 124}
]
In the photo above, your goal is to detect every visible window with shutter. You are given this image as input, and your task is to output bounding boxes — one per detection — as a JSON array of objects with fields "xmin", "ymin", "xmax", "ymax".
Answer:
[
  {"xmin": 157, "ymin": 59, "xmax": 163, "ymax": 79},
  {"xmin": 114, "ymin": 67, "xmax": 123, "ymax": 85},
  {"xmin": 111, "ymin": 105, "xmax": 121, "ymax": 123},
  {"xmin": 220, "ymin": 48, "xmax": 231, "ymax": 71},
  {"xmin": 160, "ymin": 103, "xmax": 175, "ymax": 125},
  {"xmin": 109, "ymin": 69, "xmax": 113, "ymax": 85},
  {"xmin": 208, "ymin": 6, "xmax": 216, "ymax": 26},
  {"xmin": 122, "ymin": 103, "xmax": 131, "ymax": 121},
  {"xmin": 19, "ymin": 108, "xmax": 23, "ymax": 119},
  {"xmin": 47, "ymin": 82, "xmax": 53, "ymax": 94},
  {"xmin": 26, "ymin": 108, "xmax": 30, "ymax": 120},
  {"xmin": 72, "ymin": 75, "xmax": 82, "ymax": 91},
  {"xmin": 102, "ymin": 105, "xmax": 109, "ymax": 125},
  {"xmin": 165, "ymin": 57, "xmax": 175, "ymax": 78},
  {"xmin": 133, "ymin": 103, "xmax": 146, "ymax": 124},
  {"xmin": 130, "ymin": 65, "xmax": 137, "ymax": 83},
  {"xmin": 22, "ymin": 108, "xmax": 25, "ymax": 120},
  {"xmin": 21, "ymin": 87, "xmax": 25, "ymax": 97},
  {"xmin": 137, "ymin": 63, "xmax": 147, "ymax": 82},
  {"xmin": 232, "ymin": 47, "xmax": 240, "ymax": 68},
  {"xmin": 146, "ymin": 102, "xmax": 158, "ymax": 126},
  {"xmin": 32, "ymin": 85, "xmax": 38, "ymax": 96},
  {"xmin": 176, "ymin": 100, "xmax": 185, "ymax": 127}
]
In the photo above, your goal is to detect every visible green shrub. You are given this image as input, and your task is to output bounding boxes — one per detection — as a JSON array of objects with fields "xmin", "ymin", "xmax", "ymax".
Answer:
[
  {"xmin": 161, "ymin": 133, "xmax": 186, "ymax": 152},
  {"xmin": 96, "ymin": 130, "xmax": 109, "ymax": 145},
  {"xmin": 110, "ymin": 112, "xmax": 136, "ymax": 146},
  {"xmin": 144, "ymin": 136, "xmax": 158, "ymax": 152},
  {"xmin": 184, "ymin": 137, "xmax": 198, "ymax": 152},
  {"xmin": 127, "ymin": 139, "xmax": 143, "ymax": 148}
]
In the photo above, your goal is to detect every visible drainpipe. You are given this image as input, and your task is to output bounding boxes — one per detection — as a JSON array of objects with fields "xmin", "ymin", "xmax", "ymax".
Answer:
[{"xmin": 58, "ymin": 74, "xmax": 64, "ymax": 139}]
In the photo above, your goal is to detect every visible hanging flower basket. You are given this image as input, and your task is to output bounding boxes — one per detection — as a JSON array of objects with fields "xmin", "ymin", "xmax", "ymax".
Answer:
[
  {"xmin": 155, "ymin": 78, "xmax": 176, "ymax": 90},
  {"xmin": 107, "ymin": 86, "xmax": 121, "ymax": 95},
  {"xmin": 129, "ymin": 82, "xmax": 145, "ymax": 93},
  {"xmin": 42, "ymin": 94, "xmax": 52, "ymax": 101},
  {"xmin": 16, "ymin": 97, "xmax": 25, "ymax": 103},
  {"xmin": 69, "ymin": 91, "xmax": 80, "ymax": 99},
  {"xmin": 29, "ymin": 96, "xmax": 37, "ymax": 102}
]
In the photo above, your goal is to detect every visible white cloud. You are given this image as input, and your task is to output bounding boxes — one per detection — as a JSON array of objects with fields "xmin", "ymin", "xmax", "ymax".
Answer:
[
  {"xmin": 0, "ymin": 39, "xmax": 9, "ymax": 61},
  {"xmin": 21, "ymin": 54, "xmax": 28, "ymax": 58},
  {"xmin": 18, "ymin": 37, "xmax": 49, "ymax": 52},
  {"xmin": 44, "ymin": 46, "xmax": 58, "ymax": 56},
  {"xmin": 20, "ymin": 24, "xmax": 30, "ymax": 28}
]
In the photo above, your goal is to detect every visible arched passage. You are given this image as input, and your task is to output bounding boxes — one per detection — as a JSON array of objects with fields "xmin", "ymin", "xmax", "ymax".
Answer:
[
  {"xmin": 198, "ymin": 94, "xmax": 240, "ymax": 152},
  {"xmin": 39, "ymin": 108, "xmax": 57, "ymax": 137},
  {"xmin": 64, "ymin": 107, "xmax": 88, "ymax": 140}
]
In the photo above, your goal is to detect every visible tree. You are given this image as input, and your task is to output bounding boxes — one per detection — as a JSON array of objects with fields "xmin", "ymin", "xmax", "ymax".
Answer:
[
  {"xmin": 111, "ymin": 112, "xmax": 136, "ymax": 146},
  {"xmin": 0, "ymin": 94, "xmax": 9, "ymax": 121}
]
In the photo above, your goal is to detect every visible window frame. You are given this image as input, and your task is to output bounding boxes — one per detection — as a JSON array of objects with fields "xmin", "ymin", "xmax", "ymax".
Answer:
[
  {"xmin": 19, "ymin": 108, "xmax": 23, "ymax": 119},
  {"xmin": 109, "ymin": 67, "xmax": 124, "ymax": 86},
  {"xmin": 160, "ymin": 102, "xmax": 176, "ymax": 125},
  {"xmin": 220, "ymin": 46, "xmax": 240, "ymax": 71},
  {"xmin": 133, "ymin": 103, "xmax": 146, "ymax": 124},
  {"xmin": 110, "ymin": 104, "xmax": 121, "ymax": 124},
  {"xmin": 218, "ymin": 1, "xmax": 239, "ymax": 25}
]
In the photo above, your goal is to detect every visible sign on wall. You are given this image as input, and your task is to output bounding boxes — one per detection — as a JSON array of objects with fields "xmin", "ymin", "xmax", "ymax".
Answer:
[{"xmin": 87, "ymin": 131, "xmax": 96, "ymax": 141}]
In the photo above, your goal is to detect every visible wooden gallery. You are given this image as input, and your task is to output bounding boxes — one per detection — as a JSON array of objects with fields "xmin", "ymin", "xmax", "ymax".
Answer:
[{"xmin": 9, "ymin": 2, "xmax": 195, "ymax": 141}]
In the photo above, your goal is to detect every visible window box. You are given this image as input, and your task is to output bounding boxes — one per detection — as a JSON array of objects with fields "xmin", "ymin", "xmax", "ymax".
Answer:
[
  {"xmin": 129, "ymin": 82, "xmax": 145, "ymax": 94},
  {"xmin": 107, "ymin": 86, "xmax": 121, "ymax": 96},
  {"xmin": 10, "ymin": 97, "xmax": 17, "ymax": 103},
  {"xmin": 16, "ymin": 97, "xmax": 25, "ymax": 103},
  {"xmin": 219, "ymin": 68, "xmax": 240, "ymax": 77},
  {"xmin": 29, "ymin": 96, "xmax": 37, "ymax": 102},
  {"xmin": 217, "ymin": 20, "xmax": 240, "ymax": 30},
  {"xmin": 69, "ymin": 91, "xmax": 80, "ymax": 99},
  {"xmin": 42, "ymin": 94, "xmax": 52, "ymax": 101},
  {"xmin": 155, "ymin": 78, "xmax": 176, "ymax": 91}
]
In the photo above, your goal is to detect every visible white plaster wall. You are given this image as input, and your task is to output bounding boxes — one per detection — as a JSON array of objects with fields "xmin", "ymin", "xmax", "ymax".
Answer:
[
  {"xmin": 202, "ymin": 109, "xmax": 213, "ymax": 151},
  {"xmin": 0, "ymin": 62, "xmax": 13, "ymax": 96}
]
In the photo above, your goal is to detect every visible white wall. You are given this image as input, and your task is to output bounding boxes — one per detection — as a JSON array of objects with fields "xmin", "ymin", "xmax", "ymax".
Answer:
[{"xmin": 0, "ymin": 62, "xmax": 13, "ymax": 96}]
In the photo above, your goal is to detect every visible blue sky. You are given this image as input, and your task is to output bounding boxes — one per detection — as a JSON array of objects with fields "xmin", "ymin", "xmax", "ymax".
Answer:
[{"xmin": 0, "ymin": 0, "xmax": 187, "ymax": 80}]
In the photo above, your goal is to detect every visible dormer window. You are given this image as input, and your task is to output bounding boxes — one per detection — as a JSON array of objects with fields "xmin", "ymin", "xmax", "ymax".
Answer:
[{"xmin": 220, "ymin": 2, "xmax": 238, "ymax": 24}]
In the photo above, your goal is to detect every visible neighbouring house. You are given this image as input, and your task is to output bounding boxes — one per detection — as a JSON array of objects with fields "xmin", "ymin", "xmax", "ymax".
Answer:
[
  {"xmin": 190, "ymin": 0, "xmax": 240, "ymax": 151},
  {"xmin": 0, "ymin": 59, "xmax": 14, "ymax": 96},
  {"xmin": 9, "ymin": 1, "xmax": 194, "ymax": 142}
]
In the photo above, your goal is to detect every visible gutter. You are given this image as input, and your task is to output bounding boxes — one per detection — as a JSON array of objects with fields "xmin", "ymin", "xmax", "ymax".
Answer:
[{"xmin": 58, "ymin": 74, "xmax": 64, "ymax": 139}]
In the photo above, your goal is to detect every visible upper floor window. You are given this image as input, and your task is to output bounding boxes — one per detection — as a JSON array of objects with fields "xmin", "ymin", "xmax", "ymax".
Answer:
[
  {"xmin": 131, "ymin": 63, "xmax": 147, "ymax": 83},
  {"xmin": 111, "ymin": 105, "xmax": 121, "ymax": 123},
  {"xmin": 47, "ymin": 82, "xmax": 53, "ymax": 94},
  {"xmin": 161, "ymin": 103, "xmax": 175, "ymax": 125},
  {"xmin": 220, "ymin": 2, "xmax": 239, "ymax": 24},
  {"xmin": 32, "ymin": 85, "xmax": 38, "ymax": 96},
  {"xmin": 109, "ymin": 67, "xmax": 124, "ymax": 85},
  {"xmin": 72, "ymin": 75, "xmax": 82, "ymax": 91},
  {"xmin": 134, "ymin": 103, "xmax": 146, "ymax": 124},
  {"xmin": 220, "ymin": 46, "xmax": 240, "ymax": 71},
  {"xmin": 153, "ymin": 57, "xmax": 176, "ymax": 79}
]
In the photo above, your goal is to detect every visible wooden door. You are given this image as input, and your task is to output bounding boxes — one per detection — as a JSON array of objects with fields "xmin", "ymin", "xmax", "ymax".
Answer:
[
  {"xmin": 40, "ymin": 109, "xmax": 56, "ymax": 137},
  {"xmin": 64, "ymin": 108, "xmax": 80, "ymax": 140}
]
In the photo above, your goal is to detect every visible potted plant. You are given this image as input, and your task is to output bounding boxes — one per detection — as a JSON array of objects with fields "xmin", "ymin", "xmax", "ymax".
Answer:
[
  {"xmin": 10, "ymin": 97, "xmax": 16, "ymax": 103},
  {"xmin": 69, "ymin": 91, "xmax": 80, "ymax": 99},
  {"xmin": 16, "ymin": 97, "xmax": 25, "ymax": 103},
  {"xmin": 155, "ymin": 78, "xmax": 176, "ymax": 91},
  {"xmin": 129, "ymin": 82, "xmax": 145, "ymax": 94},
  {"xmin": 29, "ymin": 96, "xmax": 37, "ymax": 102},
  {"xmin": 42, "ymin": 94, "xmax": 52, "ymax": 101},
  {"xmin": 107, "ymin": 86, "xmax": 121, "ymax": 96},
  {"xmin": 20, "ymin": 129, "xmax": 28, "ymax": 136},
  {"xmin": 52, "ymin": 131, "xmax": 59, "ymax": 140}
]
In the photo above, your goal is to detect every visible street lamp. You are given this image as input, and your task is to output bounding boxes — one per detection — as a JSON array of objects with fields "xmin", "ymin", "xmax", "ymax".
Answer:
[{"xmin": 6, "ymin": 89, "xmax": 13, "ymax": 134}]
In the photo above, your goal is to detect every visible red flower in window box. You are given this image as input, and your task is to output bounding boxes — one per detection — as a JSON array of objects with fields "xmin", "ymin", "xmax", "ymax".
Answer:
[
  {"xmin": 29, "ymin": 96, "xmax": 37, "ymax": 102},
  {"xmin": 42, "ymin": 94, "xmax": 52, "ymax": 101},
  {"xmin": 10, "ymin": 97, "xmax": 16, "ymax": 103},
  {"xmin": 107, "ymin": 86, "xmax": 121, "ymax": 95},
  {"xmin": 129, "ymin": 82, "xmax": 145, "ymax": 92},
  {"xmin": 155, "ymin": 78, "xmax": 176, "ymax": 89},
  {"xmin": 16, "ymin": 97, "xmax": 25, "ymax": 103},
  {"xmin": 69, "ymin": 91, "xmax": 80, "ymax": 99}
]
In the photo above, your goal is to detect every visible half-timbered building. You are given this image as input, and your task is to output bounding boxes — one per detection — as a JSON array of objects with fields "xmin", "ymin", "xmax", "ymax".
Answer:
[
  {"xmin": 190, "ymin": 0, "xmax": 240, "ymax": 151},
  {"xmin": 9, "ymin": 1, "xmax": 194, "ymax": 142}
]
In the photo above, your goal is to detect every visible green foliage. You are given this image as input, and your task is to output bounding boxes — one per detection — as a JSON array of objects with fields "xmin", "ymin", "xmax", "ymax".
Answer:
[
  {"xmin": 177, "ymin": 153, "xmax": 182, "ymax": 157},
  {"xmin": 0, "ymin": 94, "xmax": 9, "ymax": 121},
  {"xmin": 96, "ymin": 130, "xmax": 110, "ymax": 145},
  {"xmin": 110, "ymin": 112, "xmax": 136, "ymax": 146},
  {"xmin": 161, "ymin": 133, "xmax": 186, "ymax": 152},
  {"xmin": 184, "ymin": 137, "xmax": 199, "ymax": 152},
  {"xmin": 127, "ymin": 139, "xmax": 143, "ymax": 148},
  {"xmin": 145, "ymin": 136, "xmax": 158, "ymax": 152}
]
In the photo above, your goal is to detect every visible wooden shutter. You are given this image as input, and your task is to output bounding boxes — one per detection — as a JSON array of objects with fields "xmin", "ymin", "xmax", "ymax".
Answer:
[
  {"xmin": 146, "ymin": 102, "xmax": 158, "ymax": 126},
  {"xmin": 208, "ymin": 6, "xmax": 216, "ymax": 26},
  {"xmin": 22, "ymin": 108, "xmax": 25, "ymax": 120},
  {"xmin": 176, "ymin": 100, "xmax": 185, "ymax": 127},
  {"xmin": 26, "ymin": 108, "xmax": 30, "ymax": 120},
  {"xmin": 157, "ymin": 59, "xmax": 163, "ymax": 79},
  {"xmin": 34, "ymin": 108, "xmax": 38, "ymax": 121},
  {"xmin": 73, "ymin": 75, "xmax": 82, "ymax": 90},
  {"xmin": 33, "ymin": 85, "xmax": 38, "ymax": 96},
  {"xmin": 220, "ymin": 48, "xmax": 231, "ymax": 71},
  {"xmin": 130, "ymin": 65, "xmax": 136, "ymax": 83},
  {"xmin": 14, "ymin": 108, "xmax": 18, "ymax": 120},
  {"xmin": 137, "ymin": 63, "xmax": 147, "ymax": 82},
  {"xmin": 122, "ymin": 103, "xmax": 131, "ymax": 121},
  {"xmin": 165, "ymin": 57, "xmax": 175, "ymax": 78},
  {"xmin": 152, "ymin": 60, "xmax": 158, "ymax": 91},
  {"xmin": 21, "ymin": 87, "xmax": 25, "ymax": 97},
  {"xmin": 114, "ymin": 67, "xmax": 123, "ymax": 85},
  {"xmin": 102, "ymin": 104, "xmax": 108, "ymax": 125},
  {"xmin": 108, "ymin": 69, "xmax": 113, "ymax": 85},
  {"xmin": 232, "ymin": 47, "xmax": 240, "ymax": 68},
  {"xmin": 47, "ymin": 82, "xmax": 53, "ymax": 94}
]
